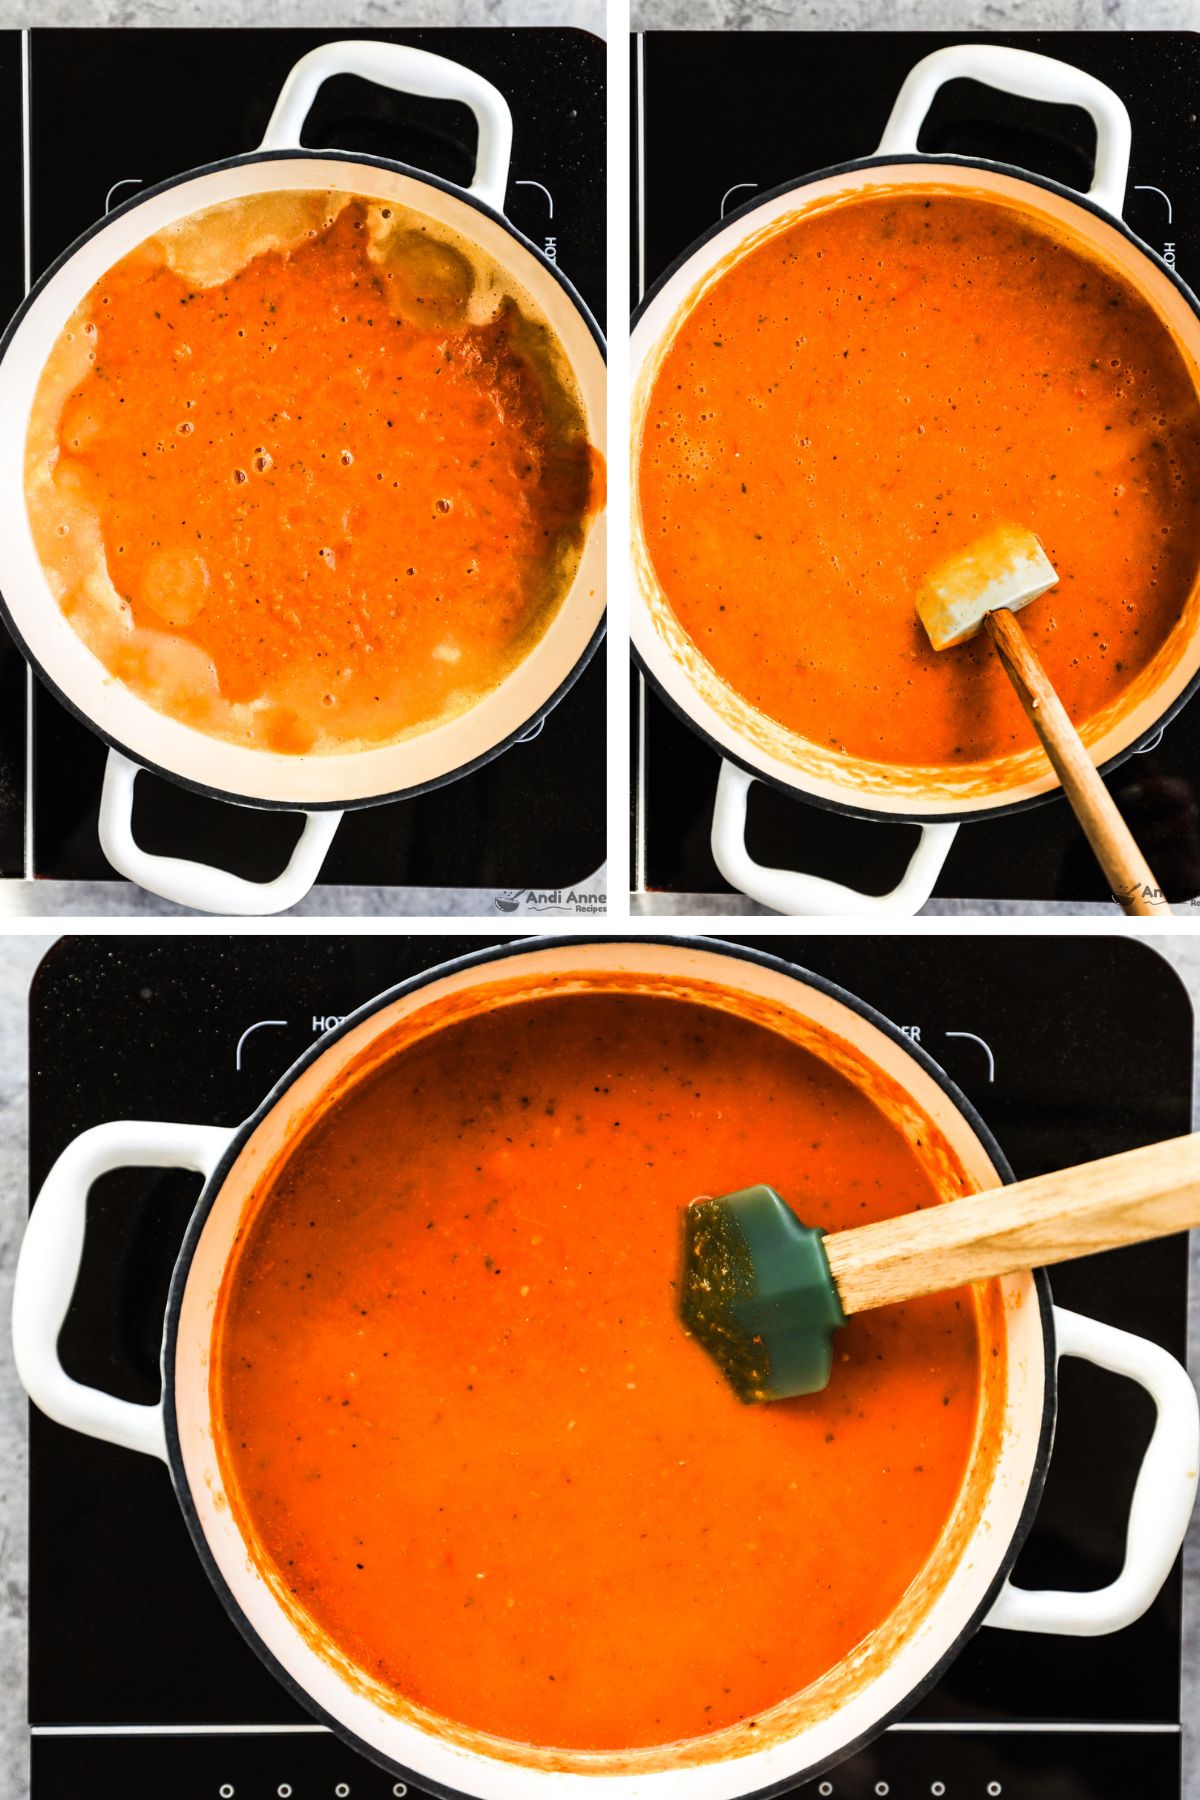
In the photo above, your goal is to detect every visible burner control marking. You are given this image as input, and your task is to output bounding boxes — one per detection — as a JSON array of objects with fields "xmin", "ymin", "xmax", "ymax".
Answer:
[
  {"xmin": 719, "ymin": 181, "xmax": 757, "ymax": 218},
  {"xmin": 897, "ymin": 1025, "xmax": 997, "ymax": 1081},
  {"xmin": 945, "ymin": 1030, "xmax": 996, "ymax": 1083},
  {"xmin": 104, "ymin": 176, "xmax": 142, "ymax": 214},
  {"xmin": 515, "ymin": 178, "xmax": 556, "ymax": 263},
  {"xmin": 1133, "ymin": 184, "xmax": 1176, "ymax": 268},
  {"xmin": 234, "ymin": 1018, "xmax": 288, "ymax": 1071}
]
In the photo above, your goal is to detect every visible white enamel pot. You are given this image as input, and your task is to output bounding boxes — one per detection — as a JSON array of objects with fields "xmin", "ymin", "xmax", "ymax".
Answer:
[
  {"xmin": 0, "ymin": 41, "xmax": 606, "ymax": 915},
  {"xmin": 631, "ymin": 44, "xmax": 1200, "ymax": 915},
  {"xmin": 13, "ymin": 937, "xmax": 1199, "ymax": 1800}
]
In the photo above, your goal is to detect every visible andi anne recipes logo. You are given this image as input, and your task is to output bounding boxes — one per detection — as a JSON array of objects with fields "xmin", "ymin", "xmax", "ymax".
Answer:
[
  {"xmin": 1111, "ymin": 878, "xmax": 1169, "ymax": 908},
  {"xmin": 494, "ymin": 887, "xmax": 606, "ymax": 915}
]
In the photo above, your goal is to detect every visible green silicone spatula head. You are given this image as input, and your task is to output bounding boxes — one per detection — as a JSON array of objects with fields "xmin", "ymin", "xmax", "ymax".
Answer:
[
  {"xmin": 679, "ymin": 1185, "xmax": 845, "ymax": 1403},
  {"xmin": 679, "ymin": 1133, "xmax": 1200, "ymax": 1403}
]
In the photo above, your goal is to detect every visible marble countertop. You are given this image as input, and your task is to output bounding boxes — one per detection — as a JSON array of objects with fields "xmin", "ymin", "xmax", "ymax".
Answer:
[
  {"xmin": 633, "ymin": 893, "xmax": 1134, "ymax": 916},
  {"xmin": 632, "ymin": 0, "xmax": 1197, "ymax": 29},
  {"xmin": 2, "ymin": 932, "xmax": 1200, "ymax": 1798},
  {"xmin": 0, "ymin": 935, "xmax": 48, "ymax": 1800},
  {"xmin": 0, "ymin": 871, "xmax": 607, "ymax": 919},
  {"xmin": 0, "ymin": 0, "xmax": 603, "ymax": 28}
]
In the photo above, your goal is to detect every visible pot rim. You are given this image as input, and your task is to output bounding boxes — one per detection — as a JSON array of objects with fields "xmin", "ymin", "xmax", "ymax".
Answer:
[
  {"xmin": 160, "ymin": 933, "xmax": 1058, "ymax": 1800},
  {"xmin": 0, "ymin": 148, "xmax": 607, "ymax": 814},
  {"xmin": 631, "ymin": 151, "xmax": 1200, "ymax": 827}
]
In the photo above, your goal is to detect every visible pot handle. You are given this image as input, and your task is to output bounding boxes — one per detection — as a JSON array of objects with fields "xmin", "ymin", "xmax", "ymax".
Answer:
[
  {"xmin": 876, "ymin": 44, "xmax": 1132, "ymax": 219},
  {"xmin": 985, "ymin": 1305, "xmax": 1199, "ymax": 1636},
  {"xmin": 260, "ymin": 39, "xmax": 514, "ymax": 214},
  {"xmin": 12, "ymin": 1119, "xmax": 235, "ymax": 1463},
  {"xmin": 99, "ymin": 751, "xmax": 343, "ymax": 917},
  {"xmin": 710, "ymin": 759, "xmax": 957, "ymax": 916}
]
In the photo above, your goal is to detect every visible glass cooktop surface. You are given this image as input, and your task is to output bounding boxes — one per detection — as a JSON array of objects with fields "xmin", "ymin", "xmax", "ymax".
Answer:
[
  {"xmin": 631, "ymin": 29, "xmax": 1200, "ymax": 910},
  {"xmin": 0, "ymin": 25, "xmax": 605, "ymax": 897},
  {"xmin": 26, "ymin": 934, "xmax": 1191, "ymax": 1797},
  {"xmin": 0, "ymin": 32, "xmax": 27, "ymax": 881}
]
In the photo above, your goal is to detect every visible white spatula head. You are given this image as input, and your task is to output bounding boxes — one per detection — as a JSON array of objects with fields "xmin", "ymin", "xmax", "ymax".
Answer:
[{"xmin": 917, "ymin": 524, "xmax": 1059, "ymax": 652}]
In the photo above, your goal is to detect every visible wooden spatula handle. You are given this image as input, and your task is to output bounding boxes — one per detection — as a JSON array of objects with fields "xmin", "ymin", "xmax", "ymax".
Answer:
[
  {"xmin": 985, "ymin": 608, "xmax": 1170, "ymax": 917},
  {"xmin": 824, "ymin": 1132, "xmax": 1200, "ymax": 1316}
]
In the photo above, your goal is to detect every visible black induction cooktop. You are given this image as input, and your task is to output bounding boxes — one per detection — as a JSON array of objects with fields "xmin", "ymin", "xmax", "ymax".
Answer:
[
  {"xmin": 27, "ymin": 934, "xmax": 1191, "ymax": 1798},
  {"xmin": 0, "ymin": 26, "xmax": 605, "ymax": 897},
  {"xmin": 0, "ymin": 32, "xmax": 27, "ymax": 881},
  {"xmin": 631, "ymin": 30, "xmax": 1200, "ymax": 909}
]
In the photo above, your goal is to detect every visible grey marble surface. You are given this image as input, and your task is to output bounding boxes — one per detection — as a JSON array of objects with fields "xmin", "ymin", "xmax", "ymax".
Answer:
[
  {"xmin": 0, "ymin": 870, "xmax": 607, "ymax": 919},
  {"xmin": 0, "ymin": 0, "xmax": 604, "ymax": 27},
  {"xmin": 0, "ymin": 936, "xmax": 45, "ymax": 1800},
  {"xmin": 632, "ymin": 892, "xmax": 1133, "ymax": 916},
  {"xmin": 633, "ymin": 0, "xmax": 1198, "ymax": 28},
  {"xmin": 2, "ymin": 932, "xmax": 1200, "ymax": 1798}
]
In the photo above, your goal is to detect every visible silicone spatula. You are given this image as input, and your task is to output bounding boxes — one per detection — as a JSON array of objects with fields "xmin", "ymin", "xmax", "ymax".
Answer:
[
  {"xmin": 679, "ymin": 1133, "xmax": 1200, "ymax": 1402},
  {"xmin": 915, "ymin": 524, "xmax": 1170, "ymax": 917}
]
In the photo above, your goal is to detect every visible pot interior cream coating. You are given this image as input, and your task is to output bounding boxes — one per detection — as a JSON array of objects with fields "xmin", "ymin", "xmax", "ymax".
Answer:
[
  {"xmin": 0, "ymin": 157, "xmax": 606, "ymax": 807},
  {"xmin": 631, "ymin": 163, "xmax": 1200, "ymax": 818},
  {"xmin": 173, "ymin": 942, "xmax": 1043, "ymax": 1800}
]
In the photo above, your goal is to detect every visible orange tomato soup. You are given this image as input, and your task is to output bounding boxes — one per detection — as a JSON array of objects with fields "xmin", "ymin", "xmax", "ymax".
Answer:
[
  {"xmin": 27, "ymin": 192, "xmax": 598, "ymax": 754},
  {"xmin": 213, "ymin": 988, "xmax": 984, "ymax": 1752},
  {"xmin": 638, "ymin": 190, "xmax": 1200, "ymax": 767}
]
